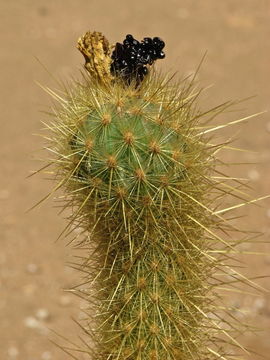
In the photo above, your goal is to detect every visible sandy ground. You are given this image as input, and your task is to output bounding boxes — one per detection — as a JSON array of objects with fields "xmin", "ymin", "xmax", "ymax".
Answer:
[{"xmin": 0, "ymin": 1, "xmax": 269, "ymax": 359}]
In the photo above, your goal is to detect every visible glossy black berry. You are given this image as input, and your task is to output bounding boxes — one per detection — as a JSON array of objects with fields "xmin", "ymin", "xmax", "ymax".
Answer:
[
  {"xmin": 110, "ymin": 34, "xmax": 166, "ymax": 86},
  {"xmin": 126, "ymin": 34, "xmax": 134, "ymax": 42},
  {"xmin": 143, "ymin": 37, "xmax": 153, "ymax": 46},
  {"xmin": 158, "ymin": 51, "xmax": 165, "ymax": 59}
]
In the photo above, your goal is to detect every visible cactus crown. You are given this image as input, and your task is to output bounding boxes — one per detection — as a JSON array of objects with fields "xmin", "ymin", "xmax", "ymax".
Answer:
[{"xmin": 41, "ymin": 31, "xmax": 263, "ymax": 360}]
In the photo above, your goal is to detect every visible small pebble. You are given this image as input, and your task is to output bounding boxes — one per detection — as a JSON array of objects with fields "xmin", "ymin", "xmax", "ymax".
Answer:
[
  {"xmin": 247, "ymin": 169, "xmax": 260, "ymax": 181},
  {"xmin": 41, "ymin": 351, "xmax": 52, "ymax": 360},
  {"xmin": 266, "ymin": 209, "xmax": 270, "ymax": 218},
  {"xmin": 7, "ymin": 346, "xmax": 19, "ymax": 358},
  {"xmin": 35, "ymin": 308, "xmax": 50, "ymax": 321},
  {"xmin": 24, "ymin": 316, "xmax": 49, "ymax": 335},
  {"xmin": 73, "ymin": 227, "xmax": 82, "ymax": 234},
  {"xmin": 24, "ymin": 316, "xmax": 40, "ymax": 329},
  {"xmin": 26, "ymin": 263, "xmax": 39, "ymax": 274},
  {"xmin": 253, "ymin": 297, "xmax": 266, "ymax": 312}
]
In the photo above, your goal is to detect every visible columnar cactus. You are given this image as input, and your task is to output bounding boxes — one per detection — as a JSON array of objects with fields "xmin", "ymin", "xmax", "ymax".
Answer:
[{"xmin": 42, "ymin": 31, "xmax": 259, "ymax": 360}]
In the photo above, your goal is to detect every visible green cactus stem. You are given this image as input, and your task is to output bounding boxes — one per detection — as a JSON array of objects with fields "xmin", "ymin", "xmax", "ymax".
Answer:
[{"xmin": 40, "ymin": 31, "xmax": 263, "ymax": 360}]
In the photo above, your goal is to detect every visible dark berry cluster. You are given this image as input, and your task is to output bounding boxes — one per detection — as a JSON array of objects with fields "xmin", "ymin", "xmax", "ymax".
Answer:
[{"xmin": 110, "ymin": 34, "xmax": 165, "ymax": 85}]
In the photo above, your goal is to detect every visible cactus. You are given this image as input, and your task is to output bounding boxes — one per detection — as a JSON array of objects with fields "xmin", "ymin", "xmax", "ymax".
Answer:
[{"xmin": 41, "ymin": 31, "xmax": 264, "ymax": 360}]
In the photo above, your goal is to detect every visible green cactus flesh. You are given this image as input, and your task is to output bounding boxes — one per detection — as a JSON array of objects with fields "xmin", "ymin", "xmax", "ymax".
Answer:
[{"xmin": 45, "ymin": 72, "xmax": 252, "ymax": 360}]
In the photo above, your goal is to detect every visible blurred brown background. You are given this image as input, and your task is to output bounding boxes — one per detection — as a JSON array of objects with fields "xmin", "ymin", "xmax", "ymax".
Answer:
[{"xmin": 0, "ymin": 0, "xmax": 269, "ymax": 359}]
